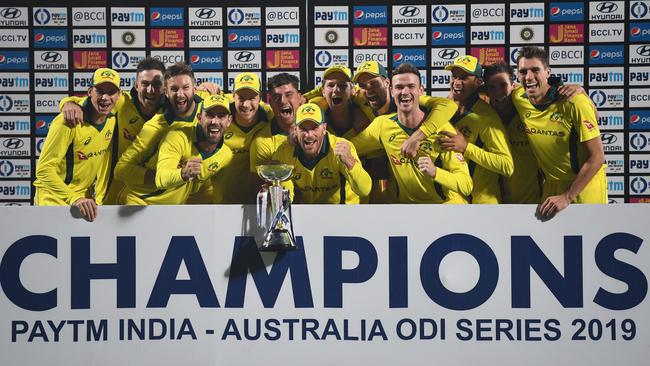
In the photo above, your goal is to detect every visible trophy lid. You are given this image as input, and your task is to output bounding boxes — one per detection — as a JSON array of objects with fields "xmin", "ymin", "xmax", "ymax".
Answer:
[{"xmin": 257, "ymin": 164, "xmax": 294, "ymax": 182}]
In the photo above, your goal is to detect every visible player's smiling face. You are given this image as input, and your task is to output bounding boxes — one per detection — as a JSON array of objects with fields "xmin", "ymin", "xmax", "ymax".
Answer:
[
  {"xmin": 450, "ymin": 68, "xmax": 481, "ymax": 103},
  {"xmin": 486, "ymin": 72, "xmax": 515, "ymax": 110},
  {"xmin": 356, "ymin": 73, "xmax": 389, "ymax": 112},
  {"xmin": 323, "ymin": 73, "xmax": 352, "ymax": 111},
  {"xmin": 234, "ymin": 88, "xmax": 260, "ymax": 126},
  {"xmin": 391, "ymin": 72, "xmax": 423, "ymax": 115},
  {"xmin": 517, "ymin": 57, "xmax": 551, "ymax": 103},
  {"xmin": 88, "ymin": 83, "xmax": 120, "ymax": 118},
  {"xmin": 297, "ymin": 120, "xmax": 326, "ymax": 158},
  {"xmin": 269, "ymin": 83, "xmax": 301, "ymax": 127},
  {"xmin": 136, "ymin": 69, "xmax": 164, "ymax": 111},
  {"xmin": 200, "ymin": 106, "xmax": 231, "ymax": 145},
  {"xmin": 166, "ymin": 74, "xmax": 196, "ymax": 118}
]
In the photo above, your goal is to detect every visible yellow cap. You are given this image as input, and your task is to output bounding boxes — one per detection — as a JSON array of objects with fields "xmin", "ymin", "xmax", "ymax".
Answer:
[
  {"xmin": 234, "ymin": 72, "xmax": 260, "ymax": 94},
  {"xmin": 322, "ymin": 65, "xmax": 352, "ymax": 82},
  {"xmin": 202, "ymin": 94, "xmax": 230, "ymax": 113},
  {"xmin": 351, "ymin": 61, "xmax": 388, "ymax": 83},
  {"xmin": 92, "ymin": 68, "xmax": 120, "ymax": 88},
  {"xmin": 444, "ymin": 55, "xmax": 483, "ymax": 77},
  {"xmin": 295, "ymin": 103, "xmax": 323, "ymax": 126}
]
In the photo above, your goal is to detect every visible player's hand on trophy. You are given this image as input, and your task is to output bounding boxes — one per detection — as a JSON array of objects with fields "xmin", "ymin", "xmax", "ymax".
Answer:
[
  {"xmin": 417, "ymin": 156, "xmax": 437, "ymax": 178},
  {"xmin": 62, "ymin": 102, "xmax": 84, "ymax": 127},
  {"xmin": 181, "ymin": 158, "xmax": 202, "ymax": 181},
  {"xmin": 438, "ymin": 130, "xmax": 468, "ymax": 153},
  {"xmin": 335, "ymin": 140, "xmax": 356, "ymax": 170}
]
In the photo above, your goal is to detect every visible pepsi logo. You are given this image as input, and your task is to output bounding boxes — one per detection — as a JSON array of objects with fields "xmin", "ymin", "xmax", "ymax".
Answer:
[
  {"xmin": 355, "ymin": 10, "xmax": 364, "ymax": 19},
  {"xmin": 0, "ymin": 55, "xmax": 5, "ymax": 64},
  {"xmin": 433, "ymin": 31, "xmax": 442, "ymax": 40},
  {"xmin": 591, "ymin": 50, "xmax": 600, "ymax": 58},
  {"xmin": 631, "ymin": 114, "xmax": 640, "ymax": 124},
  {"xmin": 394, "ymin": 53, "xmax": 403, "ymax": 62},
  {"xmin": 35, "ymin": 33, "xmax": 45, "ymax": 43},
  {"xmin": 191, "ymin": 55, "xmax": 200, "ymax": 64},
  {"xmin": 632, "ymin": 27, "xmax": 641, "ymax": 37},
  {"xmin": 36, "ymin": 120, "xmax": 47, "ymax": 129},
  {"xmin": 151, "ymin": 11, "xmax": 161, "ymax": 21},
  {"xmin": 551, "ymin": 7, "xmax": 560, "ymax": 16},
  {"xmin": 229, "ymin": 33, "xmax": 238, "ymax": 42}
]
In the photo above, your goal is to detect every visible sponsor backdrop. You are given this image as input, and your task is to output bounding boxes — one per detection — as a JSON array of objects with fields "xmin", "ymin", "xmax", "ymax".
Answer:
[
  {"xmin": 0, "ymin": 1, "xmax": 649, "ymax": 204},
  {"xmin": 0, "ymin": 205, "xmax": 648, "ymax": 365}
]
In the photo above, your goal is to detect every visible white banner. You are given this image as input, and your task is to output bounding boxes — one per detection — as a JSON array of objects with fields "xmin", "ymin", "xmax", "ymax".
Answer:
[{"xmin": 0, "ymin": 205, "xmax": 648, "ymax": 366}]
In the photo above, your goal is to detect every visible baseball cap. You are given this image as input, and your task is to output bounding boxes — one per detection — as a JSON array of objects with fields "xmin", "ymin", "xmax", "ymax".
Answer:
[
  {"xmin": 202, "ymin": 94, "xmax": 231, "ymax": 113},
  {"xmin": 295, "ymin": 103, "xmax": 324, "ymax": 126},
  {"xmin": 92, "ymin": 68, "xmax": 120, "ymax": 88},
  {"xmin": 444, "ymin": 55, "xmax": 483, "ymax": 77},
  {"xmin": 322, "ymin": 65, "xmax": 352, "ymax": 82},
  {"xmin": 351, "ymin": 61, "xmax": 388, "ymax": 83},
  {"xmin": 234, "ymin": 72, "xmax": 260, "ymax": 94}
]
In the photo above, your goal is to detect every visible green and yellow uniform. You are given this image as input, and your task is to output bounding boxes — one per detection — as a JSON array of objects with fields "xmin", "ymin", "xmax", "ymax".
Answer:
[
  {"xmin": 114, "ymin": 95, "xmax": 203, "ymax": 204},
  {"xmin": 155, "ymin": 123, "xmax": 233, "ymax": 204},
  {"xmin": 34, "ymin": 100, "xmax": 116, "ymax": 205},
  {"xmin": 421, "ymin": 96, "xmax": 513, "ymax": 204},
  {"xmin": 511, "ymin": 86, "xmax": 607, "ymax": 203},
  {"xmin": 216, "ymin": 99, "xmax": 273, "ymax": 204},
  {"xmin": 249, "ymin": 118, "xmax": 290, "ymax": 171},
  {"xmin": 272, "ymin": 133, "xmax": 371, "ymax": 204},
  {"xmin": 59, "ymin": 89, "xmax": 156, "ymax": 204},
  {"xmin": 351, "ymin": 114, "xmax": 472, "ymax": 203},
  {"xmin": 501, "ymin": 113, "xmax": 542, "ymax": 204}
]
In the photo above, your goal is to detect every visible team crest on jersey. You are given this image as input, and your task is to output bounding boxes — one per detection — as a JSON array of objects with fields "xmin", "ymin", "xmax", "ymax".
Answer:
[
  {"xmin": 320, "ymin": 168, "xmax": 333, "ymax": 178},
  {"xmin": 104, "ymin": 130, "xmax": 113, "ymax": 141},
  {"xmin": 292, "ymin": 173, "xmax": 301, "ymax": 180},
  {"xmin": 550, "ymin": 112, "xmax": 564, "ymax": 122},
  {"xmin": 459, "ymin": 126, "xmax": 471, "ymax": 137},
  {"xmin": 583, "ymin": 120, "xmax": 595, "ymax": 130},
  {"xmin": 77, "ymin": 151, "xmax": 88, "ymax": 160},
  {"xmin": 418, "ymin": 140, "xmax": 433, "ymax": 153},
  {"xmin": 122, "ymin": 128, "xmax": 135, "ymax": 141},
  {"xmin": 208, "ymin": 162, "xmax": 219, "ymax": 172}
]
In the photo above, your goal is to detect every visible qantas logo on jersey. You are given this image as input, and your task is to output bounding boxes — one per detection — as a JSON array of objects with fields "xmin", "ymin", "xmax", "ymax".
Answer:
[
  {"xmin": 583, "ymin": 120, "xmax": 596, "ymax": 130},
  {"xmin": 299, "ymin": 184, "xmax": 338, "ymax": 193},
  {"xmin": 389, "ymin": 154, "xmax": 416, "ymax": 166},
  {"xmin": 524, "ymin": 127, "xmax": 567, "ymax": 137},
  {"xmin": 77, "ymin": 151, "xmax": 88, "ymax": 160}
]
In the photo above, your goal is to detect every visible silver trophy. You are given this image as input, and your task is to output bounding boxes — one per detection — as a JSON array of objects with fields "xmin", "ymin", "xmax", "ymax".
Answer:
[{"xmin": 256, "ymin": 164, "xmax": 297, "ymax": 251}]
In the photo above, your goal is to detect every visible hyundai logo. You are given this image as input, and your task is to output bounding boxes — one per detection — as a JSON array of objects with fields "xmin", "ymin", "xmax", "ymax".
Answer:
[
  {"xmin": 195, "ymin": 8, "xmax": 216, "ymax": 19},
  {"xmin": 234, "ymin": 51, "xmax": 254, "ymax": 62},
  {"xmin": 0, "ymin": 7, "xmax": 21, "ymax": 19},
  {"xmin": 2, "ymin": 138, "xmax": 24, "ymax": 149},
  {"xmin": 41, "ymin": 51, "xmax": 62, "ymax": 63},
  {"xmin": 399, "ymin": 6, "xmax": 420, "ymax": 18},
  {"xmin": 600, "ymin": 133, "xmax": 617, "ymax": 145},
  {"xmin": 637, "ymin": 45, "xmax": 650, "ymax": 57},
  {"xmin": 596, "ymin": 2, "xmax": 618, "ymax": 14},
  {"xmin": 438, "ymin": 48, "xmax": 459, "ymax": 60}
]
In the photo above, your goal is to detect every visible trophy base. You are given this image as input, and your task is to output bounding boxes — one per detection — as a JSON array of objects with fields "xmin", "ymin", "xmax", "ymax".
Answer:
[{"xmin": 260, "ymin": 230, "xmax": 297, "ymax": 252}]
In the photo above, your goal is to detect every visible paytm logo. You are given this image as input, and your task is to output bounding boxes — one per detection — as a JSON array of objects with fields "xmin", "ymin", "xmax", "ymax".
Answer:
[
  {"xmin": 589, "ymin": 88, "xmax": 625, "ymax": 108},
  {"xmin": 150, "ymin": 8, "xmax": 184, "ymax": 26},
  {"xmin": 470, "ymin": 26, "xmax": 505, "ymax": 44},
  {"xmin": 431, "ymin": 26, "xmax": 465, "ymax": 45},
  {"xmin": 549, "ymin": 2, "xmax": 584, "ymax": 21},
  {"xmin": 33, "ymin": 7, "xmax": 67, "ymax": 26},
  {"xmin": 391, "ymin": 48, "xmax": 426, "ymax": 68},
  {"xmin": 72, "ymin": 29, "xmax": 107, "ymax": 48},
  {"xmin": 551, "ymin": 68, "xmax": 584, "ymax": 84},
  {"xmin": 227, "ymin": 7, "xmax": 262, "ymax": 26},
  {"xmin": 0, "ymin": 74, "xmax": 29, "ymax": 91},
  {"xmin": 589, "ymin": 67, "xmax": 624, "ymax": 86},
  {"xmin": 111, "ymin": 8, "xmax": 145, "ymax": 26},
  {"xmin": 431, "ymin": 5, "xmax": 465, "ymax": 24},
  {"xmin": 0, "ymin": 116, "xmax": 29, "ymax": 133},
  {"xmin": 510, "ymin": 4, "xmax": 544, "ymax": 22},
  {"xmin": 631, "ymin": 23, "xmax": 650, "ymax": 41},
  {"xmin": 0, "ymin": 160, "xmax": 30, "ymax": 178},
  {"xmin": 189, "ymin": 51, "xmax": 223, "ymax": 70},
  {"xmin": 631, "ymin": 1, "xmax": 649, "ymax": 19},
  {"xmin": 0, "ymin": 51, "xmax": 29, "ymax": 70},
  {"xmin": 630, "ymin": 156, "xmax": 650, "ymax": 173},
  {"xmin": 597, "ymin": 110, "xmax": 624, "ymax": 130},
  {"xmin": 314, "ymin": 6, "xmax": 348, "ymax": 25},
  {"xmin": 314, "ymin": 49, "xmax": 348, "ymax": 68},
  {"xmin": 33, "ymin": 28, "xmax": 67, "ymax": 48},
  {"xmin": 227, "ymin": 29, "xmax": 261, "ymax": 48},
  {"xmin": 629, "ymin": 110, "xmax": 650, "ymax": 130},
  {"xmin": 266, "ymin": 29, "xmax": 300, "ymax": 48},
  {"xmin": 589, "ymin": 45, "xmax": 624, "ymax": 64},
  {"xmin": 630, "ymin": 66, "xmax": 650, "ymax": 86},
  {"xmin": 353, "ymin": 6, "xmax": 387, "ymax": 25}
]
